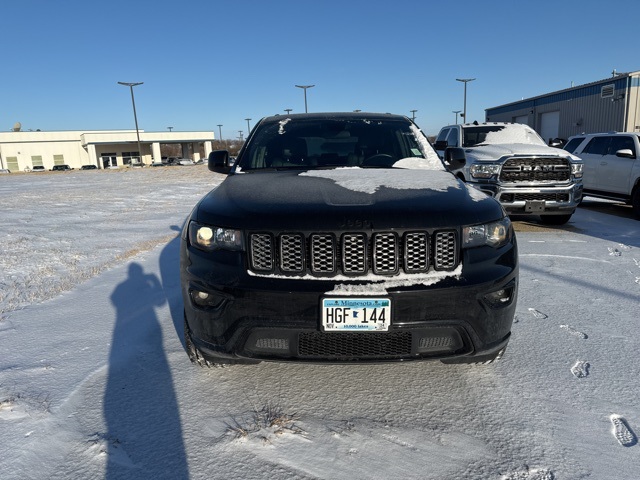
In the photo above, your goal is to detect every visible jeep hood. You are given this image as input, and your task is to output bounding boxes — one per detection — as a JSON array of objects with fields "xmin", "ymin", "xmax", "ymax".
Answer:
[
  {"xmin": 466, "ymin": 143, "xmax": 579, "ymax": 161},
  {"xmin": 193, "ymin": 168, "xmax": 503, "ymax": 230}
]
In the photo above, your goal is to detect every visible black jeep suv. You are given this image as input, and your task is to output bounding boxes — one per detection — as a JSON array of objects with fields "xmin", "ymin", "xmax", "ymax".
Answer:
[{"xmin": 180, "ymin": 112, "xmax": 518, "ymax": 366}]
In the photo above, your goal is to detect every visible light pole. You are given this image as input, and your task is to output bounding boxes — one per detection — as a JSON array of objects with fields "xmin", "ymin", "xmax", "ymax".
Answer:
[
  {"xmin": 284, "ymin": 109, "xmax": 292, "ymax": 114},
  {"xmin": 118, "ymin": 81, "xmax": 144, "ymax": 166},
  {"xmin": 295, "ymin": 85, "xmax": 315, "ymax": 113},
  {"xmin": 167, "ymin": 126, "xmax": 173, "ymax": 132},
  {"xmin": 245, "ymin": 118, "xmax": 252, "ymax": 135},
  {"xmin": 456, "ymin": 78, "xmax": 475, "ymax": 124},
  {"xmin": 217, "ymin": 124, "xmax": 223, "ymax": 145},
  {"xmin": 410, "ymin": 109, "xmax": 417, "ymax": 121},
  {"xmin": 238, "ymin": 131, "xmax": 244, "ymax": 141},
  {"xmin": 452, "ymin": 110, "xmax": 461, "ymax": 124}
]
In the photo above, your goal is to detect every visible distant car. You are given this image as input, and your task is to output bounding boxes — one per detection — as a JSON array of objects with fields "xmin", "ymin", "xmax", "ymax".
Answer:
[
  {"xmin": 80, "ymin": 165, "xmax": 97, "ymax": 170},
  {"xmin": 51, "ymin": 165, "xmax": 73, "ymax": 171},
  {"xmin": 0, "ymin": 168, "xmax": 10, "ymax": 174},
  {"xmin": 151, "ymin": 161, "xmax": 165, "ymax": 167},
  {"xmin": 178, "ymin": 158, "xmax": 195, "ymax": 166},
  {"xmin": 32, "ymin": 165, "xmax": 46, "ymax": 172},
  {"xmin": 566, "ymin": 132, "xmax": 640, "ymax": 217}
]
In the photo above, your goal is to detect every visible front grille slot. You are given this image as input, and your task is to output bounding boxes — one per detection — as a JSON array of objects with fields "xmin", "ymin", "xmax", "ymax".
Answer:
[
  {"xmin": 248, "ymin": 229, "xmax": 458, "ymax": 277},
  {"xmin": 250, "ymin": 234, "xmax": 274, "ymax": 271},
  {"xmin": 500, "ymin": 157, "xmax": 571, "ymax": 183},
  {"xmin": 299, "ymin": 331, "xmax": 412, "ymax": 358},
  {"xmin": 434, "ymin": 231, "xmax": 457, "ymax": 270},
  {"xmin": 373, "ymin": 233, "xmax": 398, "ymax": 274},
  {"xmin": 280, "ymin": 234, "xmax": 304, "ymax": 272}
]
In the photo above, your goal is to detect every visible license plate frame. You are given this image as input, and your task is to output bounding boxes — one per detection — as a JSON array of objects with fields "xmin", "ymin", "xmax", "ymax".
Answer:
[{"xmin": 321, "ymin": 297, "xmax": 391, "ymax": 332}]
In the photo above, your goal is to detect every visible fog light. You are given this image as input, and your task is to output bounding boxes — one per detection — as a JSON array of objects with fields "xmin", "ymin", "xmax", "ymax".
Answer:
[
  {"xmin": 190, "ymin": 289, "xmax": 224, "ymax": 308},
  {"xmin": 483, "ymin": 287, "xmax": 514, "ymax": 307}
]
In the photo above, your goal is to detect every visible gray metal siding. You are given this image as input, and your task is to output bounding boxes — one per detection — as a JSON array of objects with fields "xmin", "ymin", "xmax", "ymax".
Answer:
[{"xmin": 486, "ymin": 73, "xmax": 639, "ymax": 140}]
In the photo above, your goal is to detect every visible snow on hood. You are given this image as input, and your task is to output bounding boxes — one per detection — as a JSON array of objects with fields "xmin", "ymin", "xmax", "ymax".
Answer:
[
  {"xmin": 466, "ymin": 143, "xmax": 580, "ymax": 161},
  {"xmin": 410, "ymin": 124, "xmax": 445, "ymax": 169},
  {"xmin": 483, "ymin": 125, "xmax": 545, "ymax": 145},
  {"xmin": 299, "ymin": 167, "xmax": 458, "ymax": 195}
]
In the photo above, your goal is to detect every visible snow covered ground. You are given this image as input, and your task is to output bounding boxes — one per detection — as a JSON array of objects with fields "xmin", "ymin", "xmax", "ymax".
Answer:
[{"xmin": 0, "ymin": 167, "xmax": 639, "ymax": 480}]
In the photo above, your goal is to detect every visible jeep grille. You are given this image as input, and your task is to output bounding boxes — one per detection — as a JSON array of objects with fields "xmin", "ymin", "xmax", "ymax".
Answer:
[
  {"xmin": 249, "ymin": 230, "xmax": 458, "ymax": 277},
  {"xmin": 500, "ymin": 157, "xmax": 571, "ymax": 183}
]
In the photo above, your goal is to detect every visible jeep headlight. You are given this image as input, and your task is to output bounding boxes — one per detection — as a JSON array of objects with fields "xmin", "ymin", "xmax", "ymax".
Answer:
[
  {"xmin": 462, "ymin": 217, "xmax": 512, "ymax": 248},
  {"xmin": 470, "ymin": 164, "xmax": 501, "ymax": 179},
  {"xmin": 188, "ymin": 221, "xmax": 243, "ymax": 251},
  {"xmin": 571, "ymin": 162, "xmax": 583, "ymax": 178}
]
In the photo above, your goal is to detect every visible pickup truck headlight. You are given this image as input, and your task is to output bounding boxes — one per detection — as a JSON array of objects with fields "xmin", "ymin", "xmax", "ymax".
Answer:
[
  {"xmin": 188, "ymin": 221, "xmax": 243, "ymax": 251},
  {"xmin": 571, "ymin": 163, "xmax": 583, "ymax": 178},
  {"xmin": 470, "ymin": 164, "xmax": 501, "ymax": 179},
  {"xmin": 462, "ymin": 217, "xmax": 512, "ymax": 248}
]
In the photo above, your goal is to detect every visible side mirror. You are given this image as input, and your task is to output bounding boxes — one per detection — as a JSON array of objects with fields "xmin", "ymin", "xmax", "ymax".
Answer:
[
  {"xmin": 433, "ymin": 140, "xmax": 448, "ymax": 151},
  {"xmin": 444, "ymin": 147, "xmax": 466, "ymax": 171},
  {"xmin": 208, "ymin": 150, "xmax": 232, "ymax": 174},
  {"xmin": 615, "ymin": 148, "xmax": 635, "ymax": 159}
]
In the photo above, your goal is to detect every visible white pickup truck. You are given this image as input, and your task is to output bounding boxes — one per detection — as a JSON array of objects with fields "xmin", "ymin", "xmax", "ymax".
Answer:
[{"xmin": 434, "ymin": 122, "xmax": 584, "ymax": 225}]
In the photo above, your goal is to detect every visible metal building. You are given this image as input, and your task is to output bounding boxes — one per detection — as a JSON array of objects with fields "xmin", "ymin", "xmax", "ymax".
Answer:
[{"xmin": 485, "ymin": 70, "xmax": 640, "ymax": 144}]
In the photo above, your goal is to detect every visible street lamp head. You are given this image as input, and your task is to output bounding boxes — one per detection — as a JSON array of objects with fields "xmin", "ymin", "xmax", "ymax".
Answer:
[
  {"xmin": 118, "ymin": 81, "xmax": 144, "ymax": 87},
  {"xmin": 455, "ymin": 78, "xmax": 476, "ymax": 83}
]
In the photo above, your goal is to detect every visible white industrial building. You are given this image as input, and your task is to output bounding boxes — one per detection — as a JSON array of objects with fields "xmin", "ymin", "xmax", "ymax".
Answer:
[{"xmin": 0, "ymin": 129, "xmax": 215, "ymax": 171}]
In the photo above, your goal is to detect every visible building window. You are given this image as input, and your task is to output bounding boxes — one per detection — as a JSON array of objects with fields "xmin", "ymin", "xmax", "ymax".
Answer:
[
  {"xmin": 601, "ymin": 84, "xmax": 615, "ymax": 98},
  {"xmin": 31, "ymin": 155, "xmax": 43, "ymax": 167},
  {"xmin": 122, "ymin": 151, "xmax": 140, "ymax": 165},
  {"xmin": 6, "ymin": 156, "xmax": 19, "ymax": 171},
  {"xmin": 53, "ymin": 154, "xmax": 64, "ymax": 165}
]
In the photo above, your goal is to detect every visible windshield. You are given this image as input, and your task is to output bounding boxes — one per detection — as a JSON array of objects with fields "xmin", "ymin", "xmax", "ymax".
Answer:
[
  {"xmin": 462, "ymin": 124, "xmax": 546, "ymax": 147},
  {"xmin": 237, "ymin": 117, "xmax": 441, "ymax": 171}
]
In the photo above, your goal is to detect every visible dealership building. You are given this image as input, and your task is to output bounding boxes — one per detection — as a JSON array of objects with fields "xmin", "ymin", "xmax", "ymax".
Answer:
[
  {"xmin": 0, "ymin": 129, "xmax": 215, "ymax": 171},
  {"xmin": 485, "ymin": 70, "xmax": 640, "ymax": 143}
]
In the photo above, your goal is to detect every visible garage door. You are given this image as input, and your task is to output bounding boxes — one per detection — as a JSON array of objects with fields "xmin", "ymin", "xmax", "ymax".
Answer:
[{"xmin": 540, "ymin": 111, "xmax": 560, "ymax": 144}]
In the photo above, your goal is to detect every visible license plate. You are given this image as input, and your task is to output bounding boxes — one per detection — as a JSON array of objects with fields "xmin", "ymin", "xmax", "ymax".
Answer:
[
  {"xmin": 525, "ymin": 200, "xmax": 546, "ymax": 212},
  {"xmin": 321, "ymin": 297, "xmax": 391, "ymax": 332}
]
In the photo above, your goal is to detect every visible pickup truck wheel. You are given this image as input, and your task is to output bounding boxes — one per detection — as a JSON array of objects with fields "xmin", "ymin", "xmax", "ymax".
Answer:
[
  {"xmin": 632, "ymin": 187, "xmax": 640, "ymax": 219},
  {"xmin": 539, "ymin": 214, "xmax": 572, "ymax": 225}
]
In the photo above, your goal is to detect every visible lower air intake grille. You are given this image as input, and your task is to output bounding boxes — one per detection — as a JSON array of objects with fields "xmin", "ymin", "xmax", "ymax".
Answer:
[{"xmin": 298, "ymin": 331, "xmax": 412, "ymax": 358}]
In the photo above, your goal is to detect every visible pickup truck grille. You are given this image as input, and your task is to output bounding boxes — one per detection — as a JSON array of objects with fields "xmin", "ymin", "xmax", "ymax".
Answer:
[
  {"xmin": 249, "ymin": 230, "xmax": 458, "ymax": 277},
  {"xmin": 500, "ymin": 157, "xmax": 571, "ymax": 183}
]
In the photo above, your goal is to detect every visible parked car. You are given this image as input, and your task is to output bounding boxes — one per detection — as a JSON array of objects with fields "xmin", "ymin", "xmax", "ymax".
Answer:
[
  {"xmin": 434, "ymin": 122, "xmax": 583, "ymax": 225},
  {"xmin": 51, "ymin": 164, "xmax": 73, "ymax": 171},
  {"xmin": 31, "ymin": 165, "xmax": 46, "ymax": 172},
  {"xmin": 151, "ymin": 161, "xmax": 165, "ymax": 167},
  {"xmin": 0, "ymin": 168, "xmax": 10, "ymax": 174},
  {"xmin": 80, "ymin": 165, "xmax": 97, "ymax": 170},
  {"xmin": 177, "ymin": 158, "xmax": 195, "ymax": 166},
  {"xmin": 180, "ymin": 112, "xmax": 518, "ymax": 368},
  {"xmin": 565, "ymin": 132, "xmax": 640, "ymax": 218}
]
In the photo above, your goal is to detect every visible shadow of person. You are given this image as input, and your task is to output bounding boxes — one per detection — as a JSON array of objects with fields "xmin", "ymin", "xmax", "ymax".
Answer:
[{"xmin": 105, "ymin": 262, "xmax": 189, "ymax": 479}]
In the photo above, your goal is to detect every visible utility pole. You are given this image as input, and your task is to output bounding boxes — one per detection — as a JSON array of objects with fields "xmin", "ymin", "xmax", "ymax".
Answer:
[
  {"xmin": 295, "ymin": 85, "xmax": 315, "ymax": 113},
  {"xmin": 456, "ymin": 78, "xmax": 476, "ymax": 124},
  {"xmin": 117, "ymin": 81, "xmax": 144, "ymax": 165}
]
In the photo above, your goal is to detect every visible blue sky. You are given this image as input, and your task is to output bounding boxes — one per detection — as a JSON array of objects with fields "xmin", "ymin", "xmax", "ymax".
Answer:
[{"xmin": 3, "ymin": 0, "xmax": 639, "ymax": 137}]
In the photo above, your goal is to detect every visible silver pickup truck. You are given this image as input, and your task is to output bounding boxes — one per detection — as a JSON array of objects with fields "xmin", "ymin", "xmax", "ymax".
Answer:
[{"xmin": 435, "ymin": 122, "xmax": 583, "ymax": 225}]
